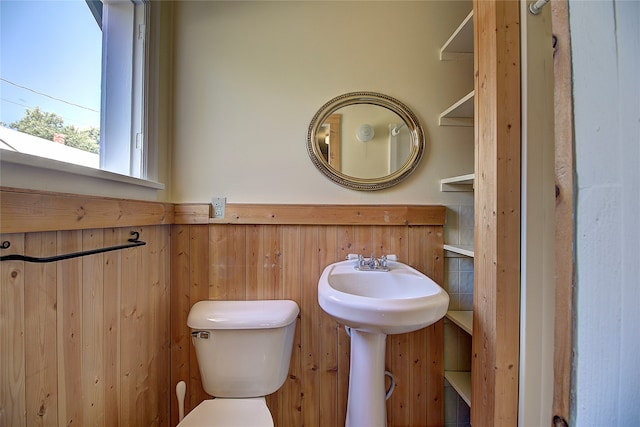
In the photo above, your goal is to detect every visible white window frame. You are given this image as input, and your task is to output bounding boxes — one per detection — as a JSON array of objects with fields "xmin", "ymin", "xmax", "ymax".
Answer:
[
  {"xmin": 0, "ymin": 0, "xmax": 162, "ymax": 192},
  {"xmin": 100, "ymin": 0, "xmax": 148, "ymax": 179}
]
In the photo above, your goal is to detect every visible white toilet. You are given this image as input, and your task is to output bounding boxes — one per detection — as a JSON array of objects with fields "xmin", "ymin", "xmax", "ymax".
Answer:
[{"xmin": 178, "ymin": 299, "xmax": 299, "ymax": 427}]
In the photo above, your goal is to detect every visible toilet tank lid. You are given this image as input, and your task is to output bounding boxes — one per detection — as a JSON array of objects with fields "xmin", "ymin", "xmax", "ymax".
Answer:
[{"xmin": 187, "ymin": 300, "xmax": 299, "ymax": 330}]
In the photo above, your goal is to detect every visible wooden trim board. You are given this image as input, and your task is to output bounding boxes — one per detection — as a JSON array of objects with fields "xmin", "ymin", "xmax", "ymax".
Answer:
[
  {"xmin": 1, "ymin": 187, "xmax": 446, "ymax": 232},
  {"xmin": 214, "ymin": 204, "xmax": 446, "ymax": 226},
  {"xmin": 551, "ymin": 1, "xmax": 575, "ymax": 425},
  {"xmin": 0, "ymin": 187, "xmax": 174, "ymax": 233}
]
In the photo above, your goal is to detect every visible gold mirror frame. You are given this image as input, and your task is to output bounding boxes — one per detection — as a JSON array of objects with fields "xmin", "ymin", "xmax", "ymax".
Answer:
[{"xmin": 307, "ymin": 92, "xmax": 425, "ymax": 191}]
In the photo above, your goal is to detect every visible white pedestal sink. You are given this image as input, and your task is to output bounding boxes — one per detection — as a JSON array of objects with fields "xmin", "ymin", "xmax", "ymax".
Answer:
[{"xmin": 317, "ymin": 258, "xmax": 449, "ymax": 427}]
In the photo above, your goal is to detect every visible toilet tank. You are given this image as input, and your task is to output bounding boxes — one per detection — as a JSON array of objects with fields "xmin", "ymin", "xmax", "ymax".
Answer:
[{"xmin": 187, "ymin": 300, "xmax": 299, "ymax": 398}]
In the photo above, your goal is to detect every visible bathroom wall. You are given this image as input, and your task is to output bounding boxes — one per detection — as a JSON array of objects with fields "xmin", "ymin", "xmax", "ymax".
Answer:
[
  {"xmin": 570, "ymin": 0, "xmax": 640, "ymax": 424},
  {"xmin": 171, "ymin": 1, "xmax": 474, "ymax": 205},
  {"xmin": 1, "ymin": 1, "xmax": 473, "ymax": 206}
]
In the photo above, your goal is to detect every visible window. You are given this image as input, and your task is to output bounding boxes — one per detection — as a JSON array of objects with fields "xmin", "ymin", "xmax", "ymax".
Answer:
[{"xmin": 0, "ymin": 0, "xmax": 151, "ymax": 180}]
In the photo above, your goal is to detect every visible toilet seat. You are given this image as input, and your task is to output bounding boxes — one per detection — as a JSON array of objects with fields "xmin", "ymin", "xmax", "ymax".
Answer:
[{"xmin": 178, "ymin": 397, "xmax": 274, "ymax": 427}]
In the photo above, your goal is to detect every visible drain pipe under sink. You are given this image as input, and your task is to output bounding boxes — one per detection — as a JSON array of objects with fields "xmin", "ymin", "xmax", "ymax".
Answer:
[{"xmin": 345, "ymin": 326, "xmax": 396, "ymax": 400}]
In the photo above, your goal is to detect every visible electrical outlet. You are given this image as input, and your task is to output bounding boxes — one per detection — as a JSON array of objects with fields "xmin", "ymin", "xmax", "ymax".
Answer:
[{"xmin": 212, "ymin": 196, "xmax": 226, "ymax": 219}]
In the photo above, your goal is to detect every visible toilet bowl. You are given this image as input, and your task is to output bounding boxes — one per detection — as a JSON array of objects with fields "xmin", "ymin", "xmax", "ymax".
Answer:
[
  {"xmin": 178, "ymin": 397, "xmax": 273, "ymax": 427},
  {"xmin": 178, "ymin": 299, "xmax": 299, "ymax": 427}
]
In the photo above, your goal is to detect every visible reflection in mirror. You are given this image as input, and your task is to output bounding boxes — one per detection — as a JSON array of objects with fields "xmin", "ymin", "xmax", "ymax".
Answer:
[
  {"xmin": 330, "ymin": 104, "xmax": 412, "ymax": 179},
  {"xmin": 317, "ymin": 114, "xmax": 341, "ymax": 169},
  {"xmin": 307, "ymin": 92, "xmax": 425, "ymax": 191}
]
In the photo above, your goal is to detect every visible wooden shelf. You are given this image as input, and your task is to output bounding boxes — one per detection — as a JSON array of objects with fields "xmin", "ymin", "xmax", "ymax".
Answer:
[
  {"xmin": 440, "ymin": 173, "xmax": 474, "ymax": 192},
  {"xmin": 439, "ymin": 91, "xmax": 474, "ymax": 127},
  {"xmin": 445, "ymin": 371, "xmax": 471, "ymax": 407},
  {"xmin": 446, "ymin": 310, "xmax": 473, "ymax": 335},
  {"xmin": 440, "ymin": 11, "xmax": 474, "ymax": 60}
]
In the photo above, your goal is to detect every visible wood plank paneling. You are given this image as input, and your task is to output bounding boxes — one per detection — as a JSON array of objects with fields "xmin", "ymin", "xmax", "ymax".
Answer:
[
  {"xmin": 24, "ymin": 231, "xmax": 58, "ymax": 426},
  {"xmin": 56, "ymin": 230, "xmax": 83, "ymax": 427},
  {"xmin": 1, "ymin": 225, "xmax": 171, "ymax": 427},
  {"xmin": 104, "ymin": 228, "xmax": 123, "ymax": 426},
  {"xmin": 120, "ymin": 228, "xmax": 141, "ymax": 426},
  {"xmin": 188, "ymin": 225, "xmax": 210, "ymax": 410},
  {"xmin": 299, "ymin": 225, "xmax": 321, "ymax": 426},
  {"xmin": 170, "ymin": 225, "xmax": 191, "ymax": 427},
  {"xmin": 0, "ymin": 233, "xmax": 26, "ymax": 427},
  {"xmin": 318, "ymin": 225, "xmax": 339, "ymax": 427},
  {"xmin": 82, "ymin": 229, "xmax": 105, "ymax": 425},
  {"xmin": 423, "ymin": 227, "xmax": 445, "ymax": 427},
  {"xmin": 280, "ymin": 225, "xmax": 302, "ymax": 427}
]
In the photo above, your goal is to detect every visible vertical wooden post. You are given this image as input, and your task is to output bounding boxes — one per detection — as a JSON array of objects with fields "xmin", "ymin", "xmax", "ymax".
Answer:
[
  {"xmin": 551, "ymin": 1, "xmax": 575, "ymax": 425},
  {"xmin": 472, "ymin": 0, "xmax": 521, "ymax": 425}
]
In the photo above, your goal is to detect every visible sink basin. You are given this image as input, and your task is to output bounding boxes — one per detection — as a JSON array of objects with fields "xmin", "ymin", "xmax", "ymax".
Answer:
[
  {"xmin": 318, "ymin": 259, "xmax": 449, "ymax": 335},
  {"xmin": 317, "ymin": 258, "xmax": 449, "ymax": 426}
]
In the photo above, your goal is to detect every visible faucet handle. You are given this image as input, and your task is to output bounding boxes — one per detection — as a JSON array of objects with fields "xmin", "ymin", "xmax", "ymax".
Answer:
[{"xmin": 380, "ymin": 255, "xmax": 387, "ymax": 268}]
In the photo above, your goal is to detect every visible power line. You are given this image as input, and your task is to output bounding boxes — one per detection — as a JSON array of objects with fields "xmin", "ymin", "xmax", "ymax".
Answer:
[
  {"xmin": 0, "ymin": 97, "xmax": 30, "ymax": 109},
  {"xmin": 0, "ymin": 97, "xmax": 98, "ymax": 129},
  {"xmin": 0, "ymin": 77, "xmax": 99, "ymax": 113}
]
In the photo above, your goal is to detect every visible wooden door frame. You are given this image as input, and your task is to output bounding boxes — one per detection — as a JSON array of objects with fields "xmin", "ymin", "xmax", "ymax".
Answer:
[
  {"xmin": 550, "ymin": 1, "xmax": 575, "ymax": 425},
  {"xmin": 472, "ymin": 1, "xmax": 575, "ymax": 426}
]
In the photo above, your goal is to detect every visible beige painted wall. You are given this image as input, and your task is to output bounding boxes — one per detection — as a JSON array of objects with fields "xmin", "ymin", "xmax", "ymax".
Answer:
[{"xmin": 171, "ymin": 1, "xmax": 474, "ymax": 204}]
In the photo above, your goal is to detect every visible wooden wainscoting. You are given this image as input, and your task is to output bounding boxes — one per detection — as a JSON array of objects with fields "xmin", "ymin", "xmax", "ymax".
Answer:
[
  {"xmin": 1, "ymin": 187, "xmax": 446, "ymax": 427},
  {"xmin": 171, "ymin": 219, "xmax": 445, "ymax": 427},
  {"xmin": 0, "ymin": 225, "xmax": 171, "ymax": 427}
]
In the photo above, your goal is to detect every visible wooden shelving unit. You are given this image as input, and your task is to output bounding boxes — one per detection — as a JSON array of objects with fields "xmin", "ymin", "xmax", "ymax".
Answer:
[{"xmin": 440, "ymin": 9, "xmax": 475, "ymax": 413}]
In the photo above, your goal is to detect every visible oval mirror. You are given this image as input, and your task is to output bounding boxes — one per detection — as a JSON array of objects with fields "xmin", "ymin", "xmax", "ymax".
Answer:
[{"xmin": 307, "ymin": 92, "xmax": 425, "ymax": 191}]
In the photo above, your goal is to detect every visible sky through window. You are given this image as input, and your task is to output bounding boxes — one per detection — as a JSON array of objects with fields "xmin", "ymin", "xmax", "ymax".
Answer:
[{"xmin": 0, "ymin": 0, "xmax": 102, "ymax": 130}]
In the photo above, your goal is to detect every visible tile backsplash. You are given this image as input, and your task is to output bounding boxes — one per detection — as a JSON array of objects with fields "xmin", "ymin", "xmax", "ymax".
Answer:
[
  {"xmin": 444, "ymin": 205, "xmax": 474, "ymax": 311},
  {"xmin": 444, "ymin": 204, "xmax": 474, "ymax": 249},
  {"xmin": 444, "ymin": 379, "xmax": 471, "ymax": 427}
]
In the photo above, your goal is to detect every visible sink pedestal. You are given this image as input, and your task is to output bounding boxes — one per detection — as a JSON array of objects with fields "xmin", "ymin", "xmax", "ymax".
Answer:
[
  {"xmin": 318, "ymin": 259, "xmax": 450, "ymax": 427},
  {"xmin": 346, "ymin": 329, "xmax": 388, "ymax": 427}
]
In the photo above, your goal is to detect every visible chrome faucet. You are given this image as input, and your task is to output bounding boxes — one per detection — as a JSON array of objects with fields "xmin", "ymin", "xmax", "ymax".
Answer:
[
  {"xmin": 368, "ymin": 252, "xmax": 380, "ymax": 269},
  {"xmin": 352, "ymin": 253, "xmax": 392, "ymax": 272}
]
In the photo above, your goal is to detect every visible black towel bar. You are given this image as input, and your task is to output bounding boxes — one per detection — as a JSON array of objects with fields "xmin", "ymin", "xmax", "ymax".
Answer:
[{"xmin": 0, "ymin": 231, "xmax": 146, "ymax": 263}]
